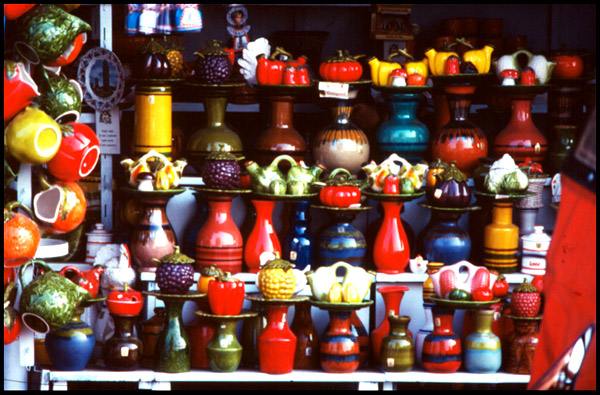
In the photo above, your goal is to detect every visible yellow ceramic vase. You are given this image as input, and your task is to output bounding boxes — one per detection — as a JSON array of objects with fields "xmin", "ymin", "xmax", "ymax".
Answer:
[
  {"xmin": 484, "ymin": 201, "xmax": 519, "ymax": 273},
  {"xmin": 134, "ymin": 85, "xmax": 172, "ymax": 160}
]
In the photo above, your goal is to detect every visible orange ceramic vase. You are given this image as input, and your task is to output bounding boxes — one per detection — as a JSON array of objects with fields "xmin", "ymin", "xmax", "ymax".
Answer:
[{"xmin": 484, "ymin": 201, "xmax": 519, "ymax": 273}]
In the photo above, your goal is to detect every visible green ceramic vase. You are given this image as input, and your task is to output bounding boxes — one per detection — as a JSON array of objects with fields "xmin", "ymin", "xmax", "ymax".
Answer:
[
  {"xmin": 380, "ymin": 315, "xmax": 414, "ymax": 372},
  {"xmin": 206, "ymin": 316, "xmax": 244, "ymax": 372}
]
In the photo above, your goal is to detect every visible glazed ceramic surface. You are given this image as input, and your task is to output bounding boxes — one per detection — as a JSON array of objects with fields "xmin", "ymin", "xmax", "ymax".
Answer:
[
  {"xmin": 380, "ymin": 315, "xmax": 414, "ymax": 372},
  {"xmin": 484, "ymin": 201, "xmax": 519, "ymax": 273},
  {"xmin": 415, "ymin": 303, "xmax": 435, "ymax": 367},
  {"xmin": 464, "ymin": 309, "xmax": 502, "ymax": 373},
  {"xmin": 258, "ymin": 303, "xmax": 297, "ymax": 374},
  {"xmin": 371, "ymin": 285, "xmax": 410, "ymax": 362},
  {"xmin": 134, "ymin": 85, "xmax": 173, "ymax": 159},
  {"xmin": 421, "ymin": 306, "xmax": 461, "ymax": 373},
  {"xmin": 36, "ymin": 68, "xmax": 82, "ymax": 123},
  {"xmin": 4, "ymin": 60, "xmax": 40, "ymax": 122},
  {"xmin": 45, "ymin": 307, "xmax": 95, "ymax": 371},
  {"xmin": 290, "ymin": 300, "xmax": 320, "ymax": 369},
  {"xmin": 244, "ymin": 199, "xmax": 281, "ymax": 273},
  {"xmin": 47, "ymin": 122, "xmax": 100, "ymax": 181},
  {"xmin": 282, "ymin": 200, "xmax": 315, "ymax": 271},
  {"xmin": 317, "ymin": 208, "xmax": 367, "ymax": 268},
  {"xmin": 422, "ymin": 208, "xmax": 472, "ymax": 265},
  {"xmin": 103, "ymin": 314, "xmax": 143, "ymax": 370},
  {"xmin": 504, "ymin": 316, "xmax": 541, "ymax": 374}
]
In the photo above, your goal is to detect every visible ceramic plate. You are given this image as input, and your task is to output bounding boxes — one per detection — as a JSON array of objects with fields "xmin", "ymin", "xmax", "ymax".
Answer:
[
  {"xmin": 77, "ymin": 47, "xmax": 126, "ymax": 112},
  {"xmin": 250, "ymin": 192, "xmax": 318, "ymax": 201},
  {"xmin": 362, "ymin": 189, "xmax": 425, "ymax": 202},
  {"xmin": 428, "ymin": 297, "xmax": 501, "ymax": 310},
  {"xmin": 245, "ymin": 293, "xmax": 309, "ymax": 305},
  {"xmin": 430, "ymin": 73, "xmax": 495, "ymax": 86},
  {"xmin": 504, "ymin": 313, "xmax": 544, "ymax": 321},
  {"xmin": 310, "ymin": 204, "xmax": 372, "ymax": 212},
  {"xmin": 418, "ymin": 202, "xmax": 481, "ymax": 212},
  {"xmin": 309, "ymin": 298, "xmax": 373, "ymax": 311},
  {"xmin": 372, "ymin": 84, "xmax": 432, "ymax": 94},
  {"xmin": 194, "ymin": 186, "xmax": 252, "ymax": 197},
  {"xmin": 474, "ymin": 190, "xmax": 536, "ymax": 201},
  {"xmin": 194, "ymin": 308, "xmax": 258, "ymax": 320},
  {"xmin": 143, "ymin": 290, "xmax": 206, "ymax": 301},
  {"xmin": 121, "ymin": 187, "xmax": 187, "ymax": 198}
]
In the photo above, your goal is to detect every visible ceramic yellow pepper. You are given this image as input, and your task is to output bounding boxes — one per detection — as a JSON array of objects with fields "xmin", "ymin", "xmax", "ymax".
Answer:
[
  {"xmin": 368, "ymin": 56, "xmax": 402, "ymax": 86},
  {"xmin": 397, "ymin": 49, "xmax": 429, "ymax": 79},
  {"xmin": 460, "ymin": 40, "xmax": 495, "ymax": 74},
  {"xmin": 425, "ymin": 47, "xmax": 459, "ymax": 76}
]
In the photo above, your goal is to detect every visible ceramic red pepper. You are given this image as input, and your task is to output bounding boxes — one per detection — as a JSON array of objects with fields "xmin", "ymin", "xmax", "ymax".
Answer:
[
  {"xmin": 208, "ymin": 272, "xmax": 245, "ymax": 316},
  {"xmin": 295, "ymin": 65, "xmax": 310, "ymax": 85},
  {"xmin": 256, "ymin": 54, "xmax": 285, "ymax": 85},
  {"xmin": 383, "ymin": 175, "xmax": 400, "ymax": 195},
  {"xmin": 444, "ymin": 55, "xmax": 461, "ymax": 75},
  {"xmin": 520, "ymin": 67, "xmax": 536, "ymax": 85}
]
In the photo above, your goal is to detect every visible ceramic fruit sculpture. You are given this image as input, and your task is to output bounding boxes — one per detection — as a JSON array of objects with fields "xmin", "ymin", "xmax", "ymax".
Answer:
[
  {"xmin": 4, "ymin": 202, "xmax": 41, "ymax": 266},
  {"xmin": 207, "ymin": 271, "xmax": 245, "ymax": 315},
  {"xmin": 318, "ymin": 168, "xmax": 361, "ymax": 208},
  {"xmin": 194, "ymin": 40, "xmax": 233, "ymax": 84},
  {"xmin": 136, "ymin": 38, "xmax": 172, "ymax": 79},
  {"xmin": 201, "ymin": 151, "xmax": 241, "ymax": 190},
  {"xmin": 511, "ymin": 279, "xmax": 542, "ymax": 317},
  {"xmin": 362, "ymin": 153, "xmax": 428, "ymax": 193},
  {"xmin": 319, "ymin": 50, "xmax": 364, "ymax": 82},
  {"xmin": 106, "ymin": 283, "xmax": 144, "ymax": 316},
  {"xmin": 121, "ymin": 149, "xmax": 187, "ymax": 190},
  {"xmin": 256, "ymin": 46, "xmax": 308, "ymax": 85},
  {"xmin": 425, "ymin": 159, "xmax": 449, "ymax": 188},
  {"xmin": 33, "ymin": 174, "xmax": 87, "ymax": 234},
  {"xmin": 197, "ymin": 265, "xmax": 223, "ymax": 294},
  {"xmin": 483, "ymin": 154, "xmax": 529, "ymax": 194},
  {"xmin": 550, "ymin": 49, "xmax": 584, "ymax": 80},
  {"xmin": 35, "ymin": 67, "xmax": 82, "ymax": 123},
  {"xmin": 153, "ymin": 246, "xmax": 195, "ymax": 295},
  {"xmin": 430, "ymin": 261, "xmax": 498, "ymax": 300},
  {"xmin": 426, "ymin": 161, "xmax": 471, "ymax": 208},
  {"xmin": 305, "ymin": 261, "xmax": 375, "ymax": 302},
  {"xmin": 257, "ymin": 258, "xmax": 296, "ymax": 300}
]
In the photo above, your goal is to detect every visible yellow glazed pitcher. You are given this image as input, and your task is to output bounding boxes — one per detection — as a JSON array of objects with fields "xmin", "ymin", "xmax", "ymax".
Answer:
[{"xmin": 134, "ymin": 85, "xmax": 172, "ymax": 160}]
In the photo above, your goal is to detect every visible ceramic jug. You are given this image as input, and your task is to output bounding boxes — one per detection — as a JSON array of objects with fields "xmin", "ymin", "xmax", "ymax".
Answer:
[
  {"xmin": 35, "ymin": 67, "xmax": 83, "ymax": 123},
  {"xmin": 15, "ymin": 4, "xmax": 91, "ymax": 66},
  {"xmin": 494, "ymin": 50, "xmax": 556, "ymax": 84},
  {"xmin": 4, "ymin": 60, "xmax": 40, "ymax": 122},
  {"xmin": 285, "ymin": 157, "xmax": 325, "ymax": 186},
  {"xmin": 19, "ymin": 260, "xmax": 92, "ymax": 333},
  {"xmin": 244, "ymin": 157, "xmax": 286, "ymax": 194},
  {"xmin": 306, "ymin": 261, "xmax": 375, "ymax": 302},
  {"xmin": 59, "ymin": 265, "xmax": 105, "ymax": 299}
]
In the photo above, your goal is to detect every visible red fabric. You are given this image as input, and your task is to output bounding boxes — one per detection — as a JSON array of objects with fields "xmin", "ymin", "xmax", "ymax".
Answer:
[{"xmin": 528, "ymin": 175, "xmax": 596, "ymax": 390}]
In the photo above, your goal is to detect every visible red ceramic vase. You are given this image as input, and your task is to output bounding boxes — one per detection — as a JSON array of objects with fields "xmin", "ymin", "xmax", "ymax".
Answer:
[
  {"xmin": 430, "ymin": 85, "xmax": 488, "ymax": 177},
  {"xmin": 244, "ymin": 199, "xmax": 281, "ymax": 273},
  {"xmin": 187, "ymin": 299, "xmax": 216, "ymax": 369},
  {"xmin": 290, "ymin": 300, "xmax": 320, "ymax": 370},
  {"xmin": 422, "ymin": 306, "xmax": 462, "ymax": 373},
  {"xmin": 320, "ymin": 310, "xmax": 360, "ymax": 373},
  {"xmin": 258, "ymin": 304, "xmax": 296, "ymax": 374},
  {"xmin": 373, "ymin": 201, "xmax": 410, "ymax": 274},
  {"xmin": 493, "ymin": 94, "xmax": 548, "ymax": 164},
  {"xmin": 196, "ymin": 193, "xmax": 243, "ymax": 274},
  {"xmin": 371, "ymin": 285, "xmax": 412, "ymax": 362}
]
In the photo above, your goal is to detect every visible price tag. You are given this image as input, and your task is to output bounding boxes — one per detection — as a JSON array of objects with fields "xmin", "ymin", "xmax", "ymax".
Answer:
[
  {"xmin": 318, "ymin": 81, "xmax": 350, "ymax": 99},
  {"xmin": 95, "ymin": 107, "xmax": 121, "ymax": 155}
]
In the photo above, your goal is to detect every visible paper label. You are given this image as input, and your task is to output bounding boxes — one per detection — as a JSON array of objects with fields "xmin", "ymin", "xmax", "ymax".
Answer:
[
  {"xmin": 318, "ymin": 81, "xmax": 349, "ymax": 99},
  {"xmin": 96, "ymin": 108, "xmax": 121, "ymax": 154}
]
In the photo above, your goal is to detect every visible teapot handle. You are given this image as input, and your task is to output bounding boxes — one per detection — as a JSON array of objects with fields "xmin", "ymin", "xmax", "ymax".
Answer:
[
  {"xmin": 59, "ymin": 265, "xmax": 85, "ymax": 282},
  {"xmin": 270, "ymin": 154, "xmax": 297, "ymax": 169},
  {"xmin": 512, "ymin": 49, "xmax": 534, "ymax": 66},
  {"xmin": 19, "ymin": 259, "xmax": 53, "ymax": 288},
  {"xmin": 327, "ymin": 168, "xmax": 353, "ymax": 183}
]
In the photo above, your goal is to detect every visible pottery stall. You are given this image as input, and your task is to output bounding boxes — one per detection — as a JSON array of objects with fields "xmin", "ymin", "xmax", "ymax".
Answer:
[{"xmin": 4, "ymin": 4, "xmax": 595, "ymax": 391}]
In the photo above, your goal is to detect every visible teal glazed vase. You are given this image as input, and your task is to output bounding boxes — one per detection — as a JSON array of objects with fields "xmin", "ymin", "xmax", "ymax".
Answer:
[
  {"xmin": 464, "ymin": 309, "xmax": 502, "ymax": 373},
  {"xmin": 376, "ymin": 92, "xmax": 429, "ymax": 164},
  {"xmin": 380, "ymin": 315, "xmax": 414, "ymax": 372},
  {"xmin": 45, "ymin": 306, "xmax": 95, "ymax": 371}
]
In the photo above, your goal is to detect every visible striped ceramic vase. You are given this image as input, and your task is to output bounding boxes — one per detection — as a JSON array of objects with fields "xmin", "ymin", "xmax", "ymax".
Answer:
[
  {"xmin": 320, "ymin": 310, "xmax": 360, "ymax": 373},
  {"xmin": 464, "ymin": 309, "xmax": 502, "ymax": 373},
  {"xmin": 422, "ymin": 306, "xmax": 461, "ymax": 373}
]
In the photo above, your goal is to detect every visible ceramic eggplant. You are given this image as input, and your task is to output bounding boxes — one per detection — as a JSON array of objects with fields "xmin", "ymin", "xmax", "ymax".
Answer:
[
  {"xmin": 426, "ymin": 161, "xmax": 471, "ymax": 208},
  {"xmin": 136, "ymin": 38, "xmax": 172, "ymax": 79}
]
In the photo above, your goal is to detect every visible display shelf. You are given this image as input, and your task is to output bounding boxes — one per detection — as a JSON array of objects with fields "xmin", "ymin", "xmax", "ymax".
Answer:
[{"xmin": 38, "ymin": 368, "xmax": 529, "ymax": 390}]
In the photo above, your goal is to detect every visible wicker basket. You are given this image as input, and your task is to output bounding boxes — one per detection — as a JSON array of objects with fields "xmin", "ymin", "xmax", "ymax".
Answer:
[{"xmin": 515, "ymin": 177, "xmax": 546, "ymax": 209}]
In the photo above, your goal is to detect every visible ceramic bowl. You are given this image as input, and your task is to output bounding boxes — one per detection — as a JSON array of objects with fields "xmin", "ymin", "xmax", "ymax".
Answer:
[{"xmin": 106, "ymin": 294, "xmax": 144, "ymax": 316}]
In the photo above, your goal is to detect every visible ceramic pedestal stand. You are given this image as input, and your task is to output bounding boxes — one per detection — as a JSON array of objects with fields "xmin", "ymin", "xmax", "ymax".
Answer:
[
  {"xmin": 253, "ymin": 84, "xmax": 314, "ymax": 166},
  {"xmin": 418, "ymin": 202, "xmax": 480, "ymax": 266},
  {"xmin": 186, "ymin": 82, "xmax": 246, "ymax": 171},
  {"xmin": 430, "ymin": 74, "xmax": 492, "ymax": 177},
  {"xmin": 504, "ymin": 314, "xmax": 542, "ymax": 375},
  {"xmin": 363, "ymin": 190, "xmax": 425, "ymax": 274},
  {"xmin": 492, "ymin": 85, "xmax": 549, "ymax": 164},
  {"xmin": 133, "ymin": 78, "xmax": 183, "ymax": 160},
  {"xmin": 475, "ymin": 191, "xmax": 534, "ymax": 273},
  {"xmin": 310, "ymin": 299, "xmax": 373, "ymax": 373},
  {"xmin": 104, "ymin": 312, "xmax": 143, "ymax": 371},
  {"xmin": 246, "ymin": 293, "xmax": 309, "ymax": 374},
  {"xmin": 143, "ymin": 291, "xmax": 206, "ymax": 373},
  {"xmin": 126, "ymin": 188, "xmax": 185, "ymax": 272},
  {"xmin": 312, "ymin": 204, "xmax": 371, "ymax": 269},
  {"xmin": 45, "ymin": 298, "xmax": 103, "ymax": 371},
  {"xmin": 373, "ymin": 85, "xmax": 431, "ymax": 164},
  {"xmin": 312, "ymin": 80, "xmax": 371, "ymax": 176},
  {"xmin": 194, "ymin": 187, "xmax": 251, "ymax": 274}
]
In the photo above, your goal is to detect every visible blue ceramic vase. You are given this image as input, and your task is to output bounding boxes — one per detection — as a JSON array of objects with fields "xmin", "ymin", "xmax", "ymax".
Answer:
[
  {"xmin": 282, "ymin": 201, "xmax": 314, "ymax": 271},
  {"xmin": 464, "ymin": 309, "xmax": 502, "ymax": 373},
  {"xmin": 422, "ymin": 209, "xmax": 471, "ymax": 265},
  {"xmin": 318, "ymin": 209, "xmax": 366, "ymax": 268},
  {"xmin": 45, "ymin": 307, "xmax": 95, "ymax": 371},
  {"xmin": 376, "ymin": 92, "xmax": 429, "ymax": 164}
]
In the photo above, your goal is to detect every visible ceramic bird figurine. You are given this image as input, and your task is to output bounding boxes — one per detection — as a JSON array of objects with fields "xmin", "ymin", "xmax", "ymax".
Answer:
[{"xmin": 98, "ymin": 243, "xmax": 137, "ymax": 296}]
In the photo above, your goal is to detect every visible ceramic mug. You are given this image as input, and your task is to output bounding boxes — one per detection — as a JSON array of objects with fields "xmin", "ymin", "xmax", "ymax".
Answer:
[
  {"xmin": 46, "ymin": 122, "xmax": 100, "ymax": 181},
  {"xmin": 5, "ymin": 106, "xmax": 62, "ymax": 165},
  {"xmin": 4, "ymin": 60, "xmax": 40, "ymax": 122},
  {"xmin": 37, "ymin": 68, "xmax": 83, "ymax": 123},
  {"xmin": 33, "ymin": 174, "xmax": 87, "ymax": 234}
]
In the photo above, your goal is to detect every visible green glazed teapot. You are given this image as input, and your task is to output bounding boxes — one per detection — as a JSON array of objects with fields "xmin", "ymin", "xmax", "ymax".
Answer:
[
  {"xmin": 19, "ymin": 259, "xmax": 91, "ymax": 333},
  {"xmin": 35, "ymin": 67, "xmax": 83, "ymax": 123},
  {"xmin": 245, "ymin": 154, "xmax": 325, "ymax": 195}
]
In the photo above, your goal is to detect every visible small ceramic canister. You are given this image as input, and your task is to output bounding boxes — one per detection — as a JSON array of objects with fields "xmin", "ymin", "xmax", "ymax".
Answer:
[
  {"xmin": 521, "ymin": 226, "xmax": 551, "ymax": 275},
  {"xmin": 85, "ymin": 223, "xmax": 113, "ymax": 264}
]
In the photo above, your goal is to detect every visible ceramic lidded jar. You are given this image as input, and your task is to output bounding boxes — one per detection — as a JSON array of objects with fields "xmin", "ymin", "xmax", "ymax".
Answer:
[
  {"xmin": 154, "ymin": 246, "xmax": 196, "ymax": 295},
  {"xmin": 521, "ymin": 225, "xmax": 551, "ymax": 276}
]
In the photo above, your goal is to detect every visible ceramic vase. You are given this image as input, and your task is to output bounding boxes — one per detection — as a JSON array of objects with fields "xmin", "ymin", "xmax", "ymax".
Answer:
[
  {"xmin": 313, "ymin": 101, "xmax": 370, "ymax": 176},
  {"xmin": 371, "ymin": 285, "xmax": 411, "ymax": 362},
  {"xmin": 415, "ymin": 302, "xmax": 435, "ymax": 367},
  {"xmin": 258, "ymin": 304, "xmax": 297, "ymax": 374},
  {"xmin": 464, "ymin": 309, "xmax": 501, "ymax": 373},
  {"xmin": 206, "ymin": 316, "xmax": 244, "ymax": 372},
  {"xmin": 317, "ymin": 208, "xmax": 366, "ymax": 268},
  {"xmin": 373, "ymin": 201, "xmax": 410, "ymax": 273},
  {"xmin": 422, "ymin": 209, "xmax": 471, "ymax": 266},
  {"xmin": 484, "ymin": 201, "xmax": 519, "ymax": 273},
  {"xmin": 45, "ymin": 306, "xmax": 95, "ymax": 371},
  {"xmin": 380, "ymin": 315, "xmax": 414, "ymax": 372},
  {"xmin": 422, "ymin": 306, "xmax": 461, "ymax": 373},
  {"xmin": 134, "ymin": 85, "xmax": 173, "ymax": 160},
  {"xmin": 103, "ymin": 314, "xmax": 143, "ymax": 370},
  {"xmin": 154, "ymin": 296, "xmax": 191, "ymax": 373},
  {"xmin": 196, "ymin": 193, "xmax": 243, "ymax": 274},
  {"xmin": 493, "ymin": 93, "xmax": 548, "ymax": 164},
  {"xmin": 422, "ymin": 262, "xmax": 444, "ymax": 301},
  {"xmin": 505, "ymin": 317, "xmax": 540, "ymax": 374},
  {"xmin": 290, "ymin": 300, "xmax": 319, "ymax": 370},
  {"xmin": 244, "ymin": 199, "xmax": 281, "ymax": 273},
  {"xmin": 320, "ymin": 310, "xmax": 360, "ymax": 373},
  {"xmin": 241, "ymin": 300, "xmax": 267, "ymax": 368},
  {"xmin": 187, "ymin": 298, "xmax": 216, "ymax": 369},
  {"xmin": 430, "ymin": 85, "xmax": 488, "ymax": 177},
  {"xmin": 130, "ymin": 192, "xmax": 178, "ymax": 272},
  {"xmin": 282, "ymin": 201, "xmax": 315, "ymax": 271},
  {"xmin": 376, "ymin": 92, "xmax": 429, "ymax": 164},
  {"xmin": 351, "ymin": 311, "xmax": 371, "ymax": 368}
]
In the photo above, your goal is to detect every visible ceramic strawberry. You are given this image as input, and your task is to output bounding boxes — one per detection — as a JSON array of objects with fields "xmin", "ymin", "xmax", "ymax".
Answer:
[{"xmin": 511, "ymin": 279, "xmax": 541, "ymax": 317}]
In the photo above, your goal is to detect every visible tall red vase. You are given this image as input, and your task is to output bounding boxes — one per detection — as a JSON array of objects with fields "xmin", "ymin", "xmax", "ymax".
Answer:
[
  {"xmin": 320, "ymin": 310, "xmax": 360, "ymax": 373},
  {"xmin": 422, "ymin": 306, "xmax": 462, "ymax": 373},
  {"xmin": 371, "ymin": 285, "xmax": 412, "ymax": 362},
  {"xmin": 373, "ymin": 201, "xmax": 410, "ymax": 273},
  {"xmin": 493, "ymin": 94, "xmax": 548, "ymax": 163},
  {"xmin": 258, "ymin": 303, "xmax": 296, "ymax": 374},
  {"xmin": 244, "ymin": 199, "xmax": 281, "ymax": 273},
  {"xmin": 195, "ymin": 193, "xmax": 243, "ymax": 274}
]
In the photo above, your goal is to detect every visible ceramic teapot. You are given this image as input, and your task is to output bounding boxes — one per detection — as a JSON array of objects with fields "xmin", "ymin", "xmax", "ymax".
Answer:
[
  {"xmin": 362, "ymin": 153, "xmax": 427, "ymax": 193},
  {"xmin": 367, "ymin": 54, "xmax": 402, "ymax": 86},
  {"xmin": 35, "ymin": 67, "xmax": 83, "ymax": 123},
  {"xmin": 4, "ymin": 60, "xmax": 40, "ymax": 122},
  {"xmin": 59, "ymin": 265, "xmax": 105, "ymax": 298},
  {"xmin": 19, "ymin": 259, "xmax": 92, "ymax": 333},
  {"xmin": 429, "ymin": 260, "xmax": 498, "ymax": 299},
  {"xmin": 494, "ymin": 49, "xmax": 556, "ymax": 84},
  {"xmin": 306, "ymin": 261, "xmax": 375, "ymax": 302},
  {"xmin": 15, "ymin": 4, "xmax": 91, "ymax": 66},
  {"xmin": 120, "ymin": 149, "xmax": 187, "ymax": 190},
  {"xmin": 459, "ymin": 41, "xmax": 495, "ymax": 74},
  {"xmin": 424, "ymin": 45, "xmax": 459, "ymax": 76}
]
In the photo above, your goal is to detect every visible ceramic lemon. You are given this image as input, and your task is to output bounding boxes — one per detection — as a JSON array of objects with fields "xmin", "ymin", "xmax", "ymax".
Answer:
[{"xmin": 5, "ymin": 107, "xmax": 62, "ymax": 165}]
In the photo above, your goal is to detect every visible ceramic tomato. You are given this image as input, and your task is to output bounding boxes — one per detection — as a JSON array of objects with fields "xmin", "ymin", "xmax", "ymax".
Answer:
[
  {"xmin": 406, "ymin": 72, "xmax": 426, "ymax": 86},
  {"xmin": 106, "ymin": 283, "xmax": 144, "ymax": 316},
  {"xmin": 4, "ymin": 201, "xmax": 41, "ymax": 267},
  {"xmin": 319, "ymin": 50, "xmax": 364, "ymax": 82},
  {"xmin": 492, "ymin": 274, "xmax": 509, "ymax": 297},
  {"xmin": 319, "ymin": 184, "xmax": 361, "ymax": 207},
  {"xmin": 208, "ymin": 272, "xmax": 245, "ymax": 315},
  {"xmin": 550, "ymin": 52, "xmax": 584, "ymax": 80},
  {"xmin": 472, "ymin": 287, "xmax": 494, "ymax": 302},
  {"xmin": 197, "ymin": 264, "xmax": 223, "ymax": 294}
]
